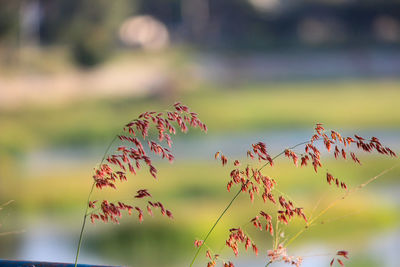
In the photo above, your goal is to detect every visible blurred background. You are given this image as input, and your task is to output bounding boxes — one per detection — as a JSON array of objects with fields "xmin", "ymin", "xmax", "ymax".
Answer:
[{"xmin": 0, "ymin": 0, "xmax": 399, "ymax": 266}]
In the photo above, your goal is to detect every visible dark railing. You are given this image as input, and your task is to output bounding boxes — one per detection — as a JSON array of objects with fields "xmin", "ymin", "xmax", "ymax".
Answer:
[{"xmin": 0, "ymin": 260, "xmax": 118, "ymax": 267}]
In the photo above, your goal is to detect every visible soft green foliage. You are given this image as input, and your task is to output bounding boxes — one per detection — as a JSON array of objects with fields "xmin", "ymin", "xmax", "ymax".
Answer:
[{"xmin": 1, "ymin": 79, "xmax": 399, "ymax": 154}]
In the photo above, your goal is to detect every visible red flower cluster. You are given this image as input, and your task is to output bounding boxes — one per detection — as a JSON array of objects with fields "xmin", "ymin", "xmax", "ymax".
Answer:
[
  {"xmin": 326, "ymin": 173, "xmax": 347, "ymax": 189},
  {"xmin": 277, "ymin": 196, "xmax": 307, "ymax": 224},
  {"xmin": 284, "ymin": 149, "xmax": 298, "ymax": 166},
  {"xmin": 275, "ymin": 124, "xmax": 397, "ymax": 194},
  {"xmin": 135, "ymin": 189, "xmax": 152, "ymax": 198},
  {"xmin": 88, "ymin": 189, "xmax": 175, "ymax": 224},
  {"xmin": 205, "ymin": 250, "xmax": 220, "ymax": 267},
  {"xmin": 88, "ymin": 103, "xmax": 206, "ymax": 224},
  {"xmin": 93, "ymin": 164, "xmax": 121, "ymax": 190},
  {"xmin": 225, "ymin": 162, "xmax": 277, "ymax": 204},
  {"xmin": 267, "ymin": 244, "xmax": 303, "ymax": 267},
  {"xmin": 248, "ymin": 142, "xmax": 274, "ymax": 166},
  {"xmin": 147, "ymin": 200, "xmax": 173, "ymax": 218},
  {"xmin": 89, "ymin": 200, "xmax": 133, "ymax": 224},
  {"xmin": 225, "ymin": 228, "xmax": 258, "ymax": 257},
  {"xmin": 251, "ymin": 211, "xmax": 274, "ymax": 235},
  {"xmin": 303, "ymin": 124, "xmax": 396, "ymax": 188},
  {"xmin": 194, "ymin": 239, "xmax": 204, "ymax": 248}
]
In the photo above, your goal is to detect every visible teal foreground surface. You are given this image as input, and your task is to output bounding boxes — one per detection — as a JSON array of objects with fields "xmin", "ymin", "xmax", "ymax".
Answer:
[{"xmin": 0, "ymin": 260, "xmax": 116, "ymax": 267}]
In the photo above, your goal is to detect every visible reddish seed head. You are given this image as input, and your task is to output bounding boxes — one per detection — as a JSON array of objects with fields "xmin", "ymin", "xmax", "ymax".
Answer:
[
  {"xmin": 135, "ymin": 207, "xmax": 143, "ymax": 222},
  {"xmin": 146, "ymin": 205, "xmax": 153, "ymax": 216},
  {"xmin": 327, "ymin": 172, "xmax": 334, "ymax": 185},
  {"xmin": 194, "ymin": 240, "xmax": 203, "ymax": 247},
  {"xmin": 386, "ymin": 147, "xmax": 396, "ymax": 157},
  {"xmin": 206, "ymin": 250, "xmax": 212, "ymax": 260},
  {"xmin": 88, "ymin": 200, "xmax": 97, "ymax": 209},
  {"xmin": 267, "ymin": 193, "xmax": 276, "ymax": 204},
  {"xmin": 260, "ymin": 211, "xmax": 272, "ymax": 221},
  {"xmin": 284, "ymin": 149, "xmax": 298, "ymax": 166},
  {"xmin": 166, "ymin": 210, "xmax": 173, "ymax": 219},
  {"xmin": 315, "ymin": 123, "xmax": 325, "ymax": 135},
  {"xmin": 227, "ymin": 181, "xmax": 233, "ymax": 192},
  {"xmin": 337, "ymin": 250, "xmax": 349, "ymax": 259},
  {"xmin": 325, "ymin": 140, "xmax": 332, "ymax": 151},
  {"xmin": 221, "ymin": 155, "xmax": 228, "ymax": 166},
  {"xmin": 252, "ymin": 243, "xmax": 258, "ymax": 255},
  {"xmin": 135, "ymin": 189, "xmax": 152, "ymax": 198},
  {"xmin": 354, "ymin": 134, "xmax": 364, "ymax": 141},
  {"xmin": 341, "ymin": 149, "xmax": 347, "ymax": 159},
  {"xmin": 245, "ymin": 238, "xmax": 251, "ymax": 250}
]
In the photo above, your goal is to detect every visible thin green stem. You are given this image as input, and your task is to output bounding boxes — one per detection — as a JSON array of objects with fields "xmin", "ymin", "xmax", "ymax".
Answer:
[
  {"xmin": 189, "ymin": 188, "xmax": 242, "ymax": 267},
  {"xmin": 74, "ymin": 135, "xmax": 118, "ymax": 267},
  {"xmin": 99, "ymin": 135, "xmax": 119, "ymax": 167},
  {"xmin": 284, "ymin": 163, "xmax": 398, "ymax": 248},
  {"xmin": 74, "ymin": 183, "xmax": 94, "ymax": 267},
  {"xmin": 274, "ymin": 216, "xmax": 280, "ymax": 250},
  {"xmin": 189, "ymin": 140, "xmax": 310, "ymax": 266}
]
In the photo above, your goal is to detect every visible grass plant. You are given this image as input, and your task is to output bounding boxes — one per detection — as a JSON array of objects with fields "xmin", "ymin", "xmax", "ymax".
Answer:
[{"xmin": 72, "ymin": 103, "xmax": 397, "ymax": 267}]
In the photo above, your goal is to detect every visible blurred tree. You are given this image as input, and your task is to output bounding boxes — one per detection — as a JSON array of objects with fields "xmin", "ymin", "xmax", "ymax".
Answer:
[
  {"xmin": 39, "ymin": 0, "xmax": 135, "ymax": 66},
  {"xmin": 0, "ymin": 0, "xmax": 21, "ymax": 64},
  {"xmin": 66, "ymin": 0, "xmax": 134, "ymax": 67},
  {"xmin": 0, "ymin": 1, "xmax": 20, "ymax": 41}
]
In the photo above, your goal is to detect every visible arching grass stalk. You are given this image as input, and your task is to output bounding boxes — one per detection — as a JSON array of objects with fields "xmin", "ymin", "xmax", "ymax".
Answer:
[
  {"xmin": 283, "ymin": 163, "xmax": 399, "ymax": 248},
  {"xmin": 74, "ymin": 135, "xmax": 118, "ymax": 267},
  {"xmin": 189, "ymin": 140, "xmax": 310, "ymax": 267},
  {"xmin": 73, "ymin": 103, "xmax": 207, "ymax": 267}
]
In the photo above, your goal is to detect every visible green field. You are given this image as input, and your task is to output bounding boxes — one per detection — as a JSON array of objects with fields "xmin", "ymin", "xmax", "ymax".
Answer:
[
  {"xmin": 1, "ymin": 79, "xmax": 399, "ymax": 154},
  {"xmin": 0, "ymin": 78, "xmax": 399, "ymax": 267}
]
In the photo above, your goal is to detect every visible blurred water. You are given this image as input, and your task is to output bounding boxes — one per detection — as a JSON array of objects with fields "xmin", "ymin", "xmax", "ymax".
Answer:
[
  {"xmin": 25, "ymin": 129, "xmax": 400, "ymax": 171},
  {"xmin": 369, "ymin": 230, "xmax": 400, "ymax": 267},
  {"xmin": 16, "ymin": 225, "xmax": 400, "ymax": 266},
  {"xmin": 17, "ymin": 223, "xmax": 110, "ymax": 266},
  {"xmin": 17, "ymin": 223, "xmax": 75, "ymax": 263},
  {"xmin": 196, "ymin": 50, "xmax": 400, "ymax": 83}
]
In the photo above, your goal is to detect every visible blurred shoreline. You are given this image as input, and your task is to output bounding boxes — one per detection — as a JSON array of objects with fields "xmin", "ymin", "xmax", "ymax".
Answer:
[{"xmin": 1, "ymin": 48, "xmax": 399, "ymax": 110}]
